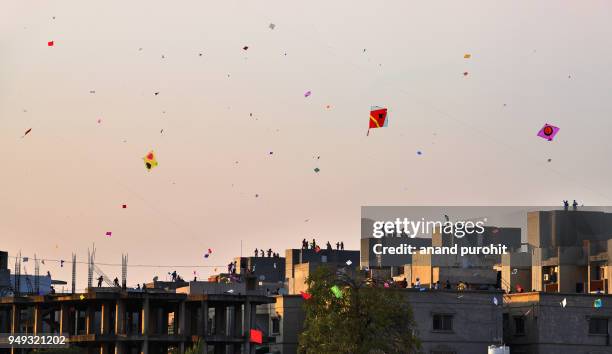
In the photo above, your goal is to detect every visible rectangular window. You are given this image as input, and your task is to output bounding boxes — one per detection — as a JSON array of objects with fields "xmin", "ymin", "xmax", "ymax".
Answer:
[
  {"xmin": 433, "ymin": 314, "xmax": 453, "ymax": 331},
  {"xmin": 589, "ymin": 318, "xmax": 608, "ymax": 335},
  {"xmin": 271, "ymin": 317, "xmax": 280, "ymax": 334},
  {"xmin": 514, "ymin": 316, "xmax": 525, "ymax": 335}
]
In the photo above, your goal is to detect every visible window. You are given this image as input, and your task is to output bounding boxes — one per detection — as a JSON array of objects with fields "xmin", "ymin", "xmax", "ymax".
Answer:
[
  {"xmin": 271, "ymin": 317, "xmax": 280, "ymax": 334},
  {"xmin": 514, "ymin": 316, "xmax": 525, "ymax": 335},
  {"xmin": 589, "ymin": 318, "xmax": 608, "ymax": 335},
  {"xmin": 432, "ymin": 314, "xmax": 453, "ymax": 331}
]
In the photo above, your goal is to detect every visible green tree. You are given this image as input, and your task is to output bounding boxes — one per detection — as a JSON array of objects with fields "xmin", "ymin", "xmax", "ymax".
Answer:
[
  {"xmin": 298, "ymin": 266, "xmax": 420, "ymax": 354},
  {"xmin": 185, "ymin": 340, "xmax": 203, "ymax": 354}
]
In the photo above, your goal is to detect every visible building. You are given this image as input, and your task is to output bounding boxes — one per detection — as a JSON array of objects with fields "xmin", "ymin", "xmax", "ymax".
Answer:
[
  {"xmin": 0, "ymin": 285, "xmax": 274, "ymax": 354},
  {"xmin": 0, "ymin": 251, "xmax": 10, "ymax": 296},
  {"xmin": 504, "ymin": 292, "xmax": 612, "ymax": 354},
  {"xmin": 259, "ymin": 295, "xmax": 305, "ymax": 354},
  {"xmin": 409, "ymin": 288, "xmax": 504, "ymax": 354},
  {"xmin": 284, "ymin": 248, "xmax": 359, "ymax": 295}
]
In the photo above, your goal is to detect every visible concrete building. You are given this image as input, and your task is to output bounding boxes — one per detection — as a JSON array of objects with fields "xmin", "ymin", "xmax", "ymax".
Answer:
[
  {"xmin": 0, "ymin": 251, "xmax": 10, "ymax": 296},
  {"xmin": 406, "ymin": 226, "xmax": 520, "ymax": 290},
  {"xmin": 409, "ymin": 289, "xmax": 504, "ymax": 354},
  {"xmin": 504, "ymin": 292, "xmax": 612, "ymax": 354},
  {"xmin": 284, "ymin": 248, "xmax": 359, "ymax": 295},
  {"xmin": 0, "ymin": 286, "xmax": 274, "ymax": 354},
  {"xmin": 234, "ymin": 256, "xmax": 285, "ymax": 284},
  {"xmin": 258, "ymin": 295, "xmax": 305, "ymax": 354}
]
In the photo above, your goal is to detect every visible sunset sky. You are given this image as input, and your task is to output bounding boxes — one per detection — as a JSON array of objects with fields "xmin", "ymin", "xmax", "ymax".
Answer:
[{"xmin": 2, "ymin": 0, "xmax": 612, "ymax": 289}]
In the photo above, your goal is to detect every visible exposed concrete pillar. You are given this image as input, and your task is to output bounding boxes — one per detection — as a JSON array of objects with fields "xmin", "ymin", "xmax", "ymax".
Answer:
[
  {"xmin": 141, "ymin": 296, "xmax": 150, "ymax": 354},
  {"xmin": 10, "ymin": 304, "xmax": 19, "ymax": 334},
  {"xmin": 178, "ymin": 301, "xmax": 187, "ymax": 335},
  {"xmin": 200, "ymin": 300, "xmax": 209, "ymax": 353},
  {"xmin": 115, "ymin": 342, "xmax": 126, "ymax": 354},
  {"xmin": 233, "ymin": 304, "xmax": 243, "ymax": 337},
  {"xmin": 86, "ymin": 303, "xmax": 96, "ymax": 335},
  {"xmin": 60, "ymin": 304, "xmax": 70, "ymax": 335},
  {"xmin": 215, "ymin": 305, "xmax": 227, "ymax": 336},
  {"xmin": 34, "ymin": 305, "xmax": 43, "ymax": 334},
  {"xmin": 100, "ymin": 343, "xmax": 111, "ymax": 354},
  {"xmin": 244, "ymin": 300, "xmax": 252, "ymax": 354},
  {"xmin": 101, "ymin": 303, "xmax": 110, "ymax": 334},
  {"xmin": 115, "ymin": 300, "xmax": 125, "ymax": 335},
  {"xmin": 157, "ymin": 307, "xmax": 165, "ymax": 335}
]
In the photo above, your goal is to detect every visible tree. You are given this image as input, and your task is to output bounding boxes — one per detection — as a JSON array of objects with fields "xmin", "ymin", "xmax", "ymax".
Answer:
[
  {"xmin": 185, "ymin": 340, "xmax": 203, "ymax": 354},
  {"xmin": 298, "ymin": 266, "xmax": 420, "ymax": 354}
]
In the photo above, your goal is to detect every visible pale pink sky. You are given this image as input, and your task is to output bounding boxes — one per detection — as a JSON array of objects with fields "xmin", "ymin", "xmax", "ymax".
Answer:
[{"xmin": 2, "ymin": 0, "xmax": 612, "ymax": 289}]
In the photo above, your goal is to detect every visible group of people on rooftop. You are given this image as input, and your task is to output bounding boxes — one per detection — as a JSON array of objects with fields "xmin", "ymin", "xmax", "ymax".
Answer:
[
  {"xmin": 301, "ymin": 238, "xmax": 344, "ymax": 251},
  {"xmin": 253, "ymin": 248, "xmax": 281, "ymax": 258}
]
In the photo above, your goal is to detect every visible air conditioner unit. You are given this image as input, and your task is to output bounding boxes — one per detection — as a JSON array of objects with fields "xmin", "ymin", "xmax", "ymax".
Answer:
[{"xmin": 543, "ymin": 274, "xmax": 550, "ymax": 281}]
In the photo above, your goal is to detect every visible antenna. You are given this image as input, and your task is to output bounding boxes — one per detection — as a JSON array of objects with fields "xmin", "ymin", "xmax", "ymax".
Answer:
[{"xmin": 71, "ymin": 253, "xmax": 76, "ymax": 294}]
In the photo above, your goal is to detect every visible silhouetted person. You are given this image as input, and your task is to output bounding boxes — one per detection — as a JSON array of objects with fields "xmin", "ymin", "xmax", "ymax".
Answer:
[
  {"xmin": 336, "ymin": 242, "xmax": 340, "ymax": 250},
  {"xmin": 302, "ymin": 239, "xmax": 308, "ymax": 249},
  {"xmin": 50, "ymin": 286, "xmax": 55, "ymax": 294},
  {"xmin": 311, "ymin": 239, "xmax": 317, "ymax": 249},
  {"xmin": 260, "ymin": 249, "xmax": 265, "ymax": 257},
  {"xmin": 193, "ymin": 276, "xmax": 197, "ymax": 282},
  {"xmin": 171, "ymin": 271, "xmax": 177, "ymax": 281},
  {"xmin": 97, "ymin": 276, "xmax": 104, "ymax": 287},
  {"xmin": 47, "ymin": 271, "xmax": 51, "ymax": 278},
  {"xmin": 228, "ymin": 262, "xmax": 233, "ymax": 273},
  {"xmin": 563, "ymin": 200, "xmax": 569, "ymax": 211},
  {"xmin": 267, "ymin": 248, "xmax": 272, "ymax": 257},
  {"xmin": 573, "ymin": 200, "xmax": 578, "ymax": 211},
  {"xmin": 137, "ymin": 284, "xmax": 141, "ymax": 290},
  {"xmin": 326, "ymin": 241, "xmax": 332, "ymax": 251},
  {"xmin": 113, "ymin": 277, "xmax": 120, "ymax": 287},
  {"xmin": 340, "ymin": 242, "xmax": 344, "ymax": 250},
  {"xmin": 254, "ymin": 248, "xmax": 258, "ymax": 257}
]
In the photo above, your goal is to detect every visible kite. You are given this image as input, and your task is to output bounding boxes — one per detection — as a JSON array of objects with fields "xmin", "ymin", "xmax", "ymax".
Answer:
[
  {"xmin": 143, "ymin": 151, "xmax": 158, "ymax": 171},
  {"xmin": 561, "ymin": 298, "xmax": 567, "ymax": 308},
  {"xmin": 464, "ymin": 53, "xmax": 471, "ymax": 59},
  {"xmin": 60, "ymin": 260, "xmax": 65, "ymax": 267},
  {"xmin": 105, "ymin": 231, "xmax": 112, "ymax": 237},
  {"xmin": 304, "ymin": 91, "xmax": 311, "ymax": 98},
  {"xmin": 367, "ymin": 106, "xmax": 388, "ymax": 136},
  {"xmin": 314, "ymin": 168, "xmax": 320, "ymax": 173},
  {"xmin": 243, "ymin": 46, "xmax": 249, "ymax": 51},
  {"xmin": 594, "ymin": 298, "xmax": 603, "ymax": 308},
  {"xmin": 249, "ymin": 329, "xmax": 263, "ymax": 344},
  {"xmin": 537, "ymin": 123, "xmax": 560, "ymax": 141},
  {"xmin": 269, "ymin": 23, "xmax": 276, "ymax": 30},
  {"xmin": 383, "ymin": 282, "xmax": 390, "ymax": 288},
  {"xmin": 314, "ymin": 245, "xmax": 321, "ymax": 253},
  {"xmin": 79, "ymin": 295, "xmax": 85, "ymax": 300},
  {"xmin": 47, "ymin": 41, "xmax": 54, "ymax": 47},
  {"xmin": 463, "ymin": 72, "xmax": 469, "ymax": 76},
  {"xmin": 22, "ymin": 128, "xmax": 32, "ymax": 138},
  {"xmin": 330, "ymin": 285, "xmax": 343, "ymax": 298},
  {"xmin": 345, "ymin": 260, "xmax": 352, "ymax": 266},
  {"xmin": 300, "ymin": 291, "xmax": 312, "ymax": 300},
  {"xmin": 493, "ymin": 297, "xmax": 499, "ymax": 306},
  {"xmin": 122, "ymin": 204, "xmax": 127, "ymax": 208}
]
